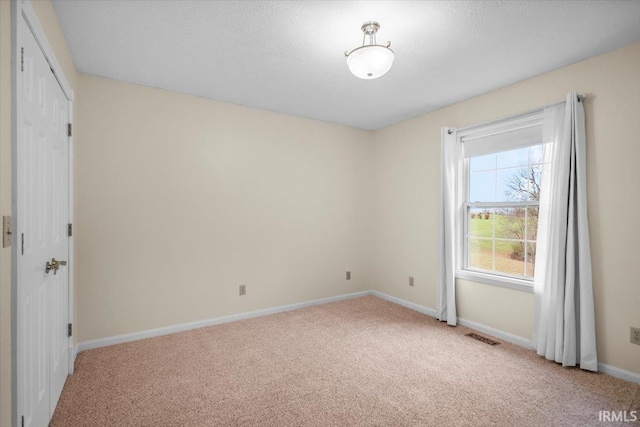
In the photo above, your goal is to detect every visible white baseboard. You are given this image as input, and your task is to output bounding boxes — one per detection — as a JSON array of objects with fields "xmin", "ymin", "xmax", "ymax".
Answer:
[
  {"xmin": 370, "ymin": 290, "xmax": 438, "ymax": 318},
  {"xmin": 456, "ymin": 317, "xmax": 532, "ymax": 348},
  {"xmin": 76, "ymin": 289, "xmax": 640, "ymax": 385},
  {"xmin": 371, "ymin": 291, "xmax": 640, "ymax": 384},
  {"xmin": 77, "ymin": 291, "xmax": 372, "ymax": 353},
  {"xmin": 598, "ymin": 362, "xmax": 640, "ymax": 384},
  {"xmin": 371, "ymin": 291, "xmax": 531, "ymax": 348}
]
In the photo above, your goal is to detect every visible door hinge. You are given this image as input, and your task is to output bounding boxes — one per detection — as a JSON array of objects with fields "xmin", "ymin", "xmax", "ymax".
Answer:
[
  {"xmin": 2, "ymin": 216, "xmax": 11, "ymax": 248},
  {"xmin": 20, "ymin": 47, "xmax": 24, "ymax": 72},
  {"xmin": 67, "ymin": 123, "xmax": 72, "ymax": 137},
  {"xmin": 21, "ymin": 233, "xmax": 24, "ymax": 255},
  {"xmin": 68, "ymin": 223, "xmax": 73, "ymax": 237},
  {"xmin": 21, "ymin": 415, "xmax": 24, "ymax": 427},
  {"xmin": 68, "ymin": 323, "xmax": 72, "ymax": 337}
]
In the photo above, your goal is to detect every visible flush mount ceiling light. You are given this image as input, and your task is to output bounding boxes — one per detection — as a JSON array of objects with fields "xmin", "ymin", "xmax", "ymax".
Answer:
[{"xmin": 344, "ymin": 21, "xmax": 394, "ymax": 80}]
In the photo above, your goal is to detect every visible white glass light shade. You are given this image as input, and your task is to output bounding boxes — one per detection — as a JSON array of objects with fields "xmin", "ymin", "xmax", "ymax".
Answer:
[{"xmin": 346, "ymin": 45, "xmax": 395, "ymax": 80}]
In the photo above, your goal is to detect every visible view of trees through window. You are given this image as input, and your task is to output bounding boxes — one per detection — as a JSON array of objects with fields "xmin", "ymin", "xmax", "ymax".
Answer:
[{"xmin": 466, "ymin": 145, "xmax": 543, "ymax": 279}]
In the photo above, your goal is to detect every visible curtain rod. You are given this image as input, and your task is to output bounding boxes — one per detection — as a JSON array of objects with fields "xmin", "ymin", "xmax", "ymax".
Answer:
[{"xmin": 448, "ymin": 93, "xmax": 589, "ymax": 135}]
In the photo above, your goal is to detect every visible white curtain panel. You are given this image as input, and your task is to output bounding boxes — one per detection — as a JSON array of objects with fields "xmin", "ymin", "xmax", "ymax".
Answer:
[
  {"xmin": 531, "ymin": 91, "xmax": 597, "ymax": 371},
  {"xmin": 437, "ymin": 128, "xmax": 458, "ymax": 326}
]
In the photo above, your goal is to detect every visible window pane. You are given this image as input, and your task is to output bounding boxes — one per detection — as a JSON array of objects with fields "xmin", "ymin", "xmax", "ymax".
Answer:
[
  {"xmin": 495, "ymin": 208, "xmax": 525, "ymax": 240},
  {"xmin": 497, "ymin": 146, "xmax": 529, "ymax": 169},
  {"xmin": 495, "ymin": 241, "xmax": 525, "ymax": 277},
  {"xmin": 527, "ymin": 165, "xmax": 542, "ymax": 201},
  {"xmin": 469, "ymin": 171, "xmax": 495, "ymax": 202},
  {"xmin": 469, "ymin": 238, "xmax": 493, "ymax": 271},
  {"xmin": 529, "ymin": 145, "xmax": 544, "ymax": 164},
  {"xmin": 497, "ymin": 166, "xmax": 540, "ymax": 202},
  {"xmin": 466, "ymin": 142, "xmax": 545, "ymax": 281},
  {"xmin": 469, "ymin": 208, "xmax": 493, "ymax": 238},
  {"xmin": 527, "ymin": 206, "xmax": 539, "ymax": 241},
  {"xmin": 470, "ymin": 153, "xmax": 495, "ymax": 172},
  {"xmin": 526, "ymin": 242, "xmax": 537, "ymax": 278}
]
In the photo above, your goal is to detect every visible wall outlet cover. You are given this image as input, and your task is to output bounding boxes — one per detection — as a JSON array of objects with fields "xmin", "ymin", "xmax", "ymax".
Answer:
[
  {"xmin": 631, "ymin": 327, "xmax": 640, "ymax": 345},
  {"xmin": 346, "ymin": 271, "xmax": 351, "ymax": 280},
  {"xmin": 239, "ymin": 284, "xmax": 246, "ymax": 296},
  {"xmin": 409, "ymin": 276, "xmax": 414, "ymax": 287}
]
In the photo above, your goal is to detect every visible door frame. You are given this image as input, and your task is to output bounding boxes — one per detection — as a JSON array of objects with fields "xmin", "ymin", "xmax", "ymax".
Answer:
[{"xmin": 11, "ymin": 0, "xmax": 75, "ymax": 425}]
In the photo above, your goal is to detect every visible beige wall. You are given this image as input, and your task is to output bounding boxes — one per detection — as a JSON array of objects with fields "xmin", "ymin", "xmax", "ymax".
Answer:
[
  {"xmin": 0, "ymin": 1, "xmax": 77, "ymax": 425},
  {"xmin": 372, "ymin": 42, "xmax": 640, "ymax": 375},
  {"xmin": 75, "ymin": 74, "xmax": 373, "ymax": 343}
]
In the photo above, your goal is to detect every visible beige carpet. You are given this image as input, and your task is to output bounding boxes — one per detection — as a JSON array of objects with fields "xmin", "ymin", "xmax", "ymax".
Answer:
[{"xmin": 52, "ymin": 296, "xmax": 640, "ymax": 426}]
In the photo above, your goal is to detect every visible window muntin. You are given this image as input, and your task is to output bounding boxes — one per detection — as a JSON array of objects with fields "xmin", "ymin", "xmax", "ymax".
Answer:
[{"xmin": 464, "ymin": 144, "xmax": 542, "ymax": 281}]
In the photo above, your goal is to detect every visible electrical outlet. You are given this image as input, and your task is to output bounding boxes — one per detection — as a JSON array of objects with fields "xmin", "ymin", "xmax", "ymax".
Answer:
[
  {"xmin": 239, "ymin": 285, "xmax": 246, "ymax": 296},
  {"xmin": 346, "ymin": 271, "xmax": 351, "ymax": 280},
  {"xmin": 409, "ymin": 276, "xmax": 414, "ymax": 287},
  {"xmin": 631, "ymin": 327, "xmax": 640, "ymax": 345}
]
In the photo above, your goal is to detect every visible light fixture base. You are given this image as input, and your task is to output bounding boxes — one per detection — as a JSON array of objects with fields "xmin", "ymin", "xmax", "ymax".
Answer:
[{"xmin": 361, "ymin": 21, "xmax": 380, "ymax": 35}]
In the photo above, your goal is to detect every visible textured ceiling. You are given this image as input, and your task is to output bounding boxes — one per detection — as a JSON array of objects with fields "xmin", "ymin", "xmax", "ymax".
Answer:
[{"xmin": 52, "ymin": 0, "xmax": 640, "ymax": 130}]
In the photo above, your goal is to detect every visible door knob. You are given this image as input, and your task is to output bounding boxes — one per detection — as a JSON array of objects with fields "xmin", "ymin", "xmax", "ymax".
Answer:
[{"xmin": 45, "ymin": 258, "xmax": 67, "ymax": 275}]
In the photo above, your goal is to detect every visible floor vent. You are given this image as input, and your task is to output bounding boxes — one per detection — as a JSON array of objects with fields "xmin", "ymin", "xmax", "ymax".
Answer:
[{"xmin": 465, "ymin": 333, "xmax": 500, "ymax": 346}]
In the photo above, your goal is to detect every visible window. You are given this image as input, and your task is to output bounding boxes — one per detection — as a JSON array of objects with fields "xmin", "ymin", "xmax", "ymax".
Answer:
[{"xmin": 456, "ymin": 113, "xmax": 545, "ymax": 291}]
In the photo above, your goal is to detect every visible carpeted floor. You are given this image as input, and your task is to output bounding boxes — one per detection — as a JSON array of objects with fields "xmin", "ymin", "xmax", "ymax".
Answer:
[{"xmin": 52, "ymin": 296, "xmax": 640, "ymax": 426}]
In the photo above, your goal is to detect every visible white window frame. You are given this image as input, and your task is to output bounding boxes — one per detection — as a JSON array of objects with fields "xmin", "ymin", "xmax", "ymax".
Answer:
[{"xmin": 454, "ymin": 112, "xmax": 544, "ymax": 293}]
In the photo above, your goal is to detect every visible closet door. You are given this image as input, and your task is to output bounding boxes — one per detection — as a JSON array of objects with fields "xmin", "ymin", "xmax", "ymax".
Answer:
[{"xmin": 17, "ymin": 12, "xmax": 70, "ymax": 426}]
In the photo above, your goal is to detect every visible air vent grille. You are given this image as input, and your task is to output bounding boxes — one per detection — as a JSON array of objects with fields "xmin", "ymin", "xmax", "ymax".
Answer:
[{"xmin": 465, "ymin": 332, "xmax": 500, "ymax": 346}]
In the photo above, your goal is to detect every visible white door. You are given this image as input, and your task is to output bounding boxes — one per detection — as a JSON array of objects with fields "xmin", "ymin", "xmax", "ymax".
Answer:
[{"xmin": 17, "ymin": 13, "xmax": 70, "ymax": 427}]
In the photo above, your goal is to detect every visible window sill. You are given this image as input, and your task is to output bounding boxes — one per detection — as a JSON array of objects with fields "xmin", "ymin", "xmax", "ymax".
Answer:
[{"xmin": 455, "ymin": 270, "xmax": 534, "ymax": 293}]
